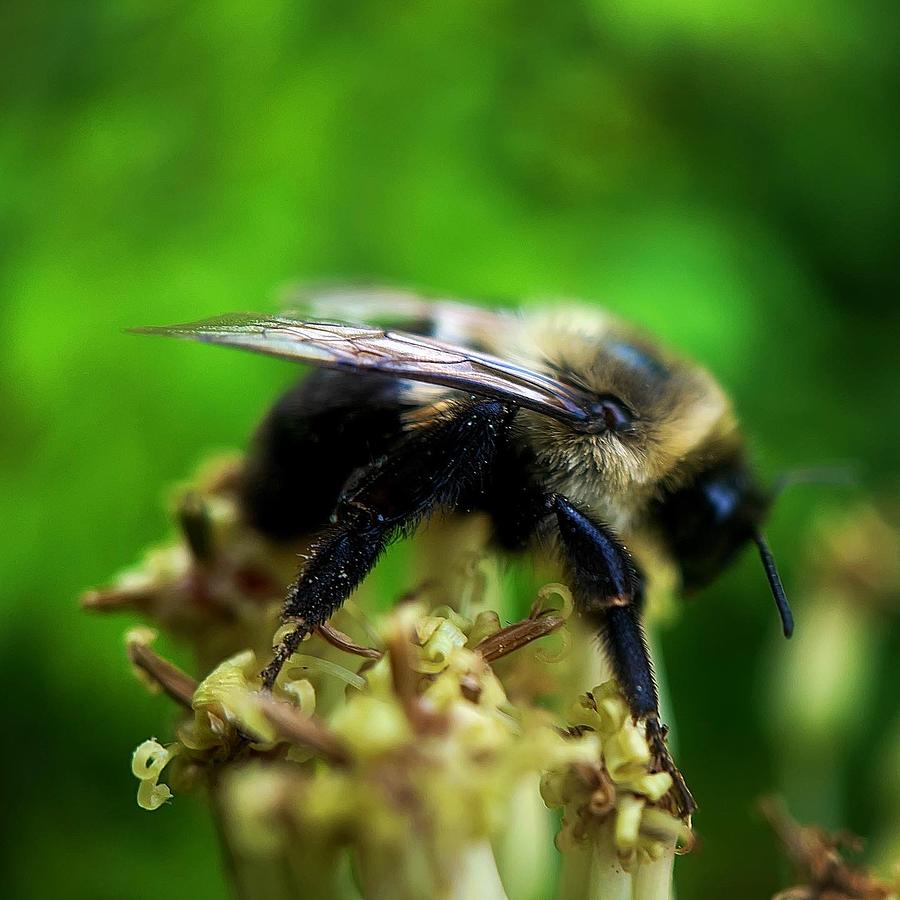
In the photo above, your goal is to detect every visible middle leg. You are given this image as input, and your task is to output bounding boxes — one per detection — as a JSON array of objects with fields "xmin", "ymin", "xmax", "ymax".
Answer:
[{"xmin": 551, "ymin": 494, "xmax": 696, "ymax": 816}]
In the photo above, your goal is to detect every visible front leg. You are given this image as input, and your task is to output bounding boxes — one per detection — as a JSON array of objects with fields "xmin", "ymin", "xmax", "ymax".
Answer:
[
  {"xmin": 552, "ymin": 495, "xmax": 696, "ymax": 817},
  {"xmin": 260, "ymin": 398, "xmax": 516, "ymax": 689}
]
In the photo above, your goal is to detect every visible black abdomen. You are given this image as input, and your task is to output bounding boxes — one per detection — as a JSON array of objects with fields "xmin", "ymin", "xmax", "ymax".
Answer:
[{"xmin": 240, "ymin": 370, "xmax": 404, "ymax": 540}]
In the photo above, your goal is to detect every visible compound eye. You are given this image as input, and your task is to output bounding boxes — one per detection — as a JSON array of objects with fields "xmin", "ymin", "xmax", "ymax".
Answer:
[{"xmin": 590, "ymin": 395, "xmax": 633, "ymax": 432}]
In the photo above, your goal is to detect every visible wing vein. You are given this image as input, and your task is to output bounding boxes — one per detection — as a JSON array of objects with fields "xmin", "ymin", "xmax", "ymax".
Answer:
[{"xmin": 132, "ymin": 310, "xmax": 601, "ymax": 431}]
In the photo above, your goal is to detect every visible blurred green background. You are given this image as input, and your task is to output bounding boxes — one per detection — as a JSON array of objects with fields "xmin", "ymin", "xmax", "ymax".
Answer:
[{"xmin": 3, "ymin": 2, "xmax": 899, "ymax": 898}]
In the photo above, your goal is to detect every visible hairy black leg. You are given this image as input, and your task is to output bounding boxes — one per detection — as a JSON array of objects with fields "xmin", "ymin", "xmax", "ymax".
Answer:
[
  {"xmin": 551, "ymin": 497, "xmax": 657, "ymax": 716},
  {"xmin": 601, "ymin": 602, "xmax": 695, "ymax": 814},
  {"xmin": 258, "ymin": 521, "xmax": 389, "ymax": 688},
  {"xmin": 600, "ymin": 602, "xmax": 658, "ymax": 718},
  {"xmin": 552, "ymin": 497, "xmax": 641, "ymax": 611},
  {"xmin": 259, "ymin": 398, "xmax": 516, "ymax": 689},
  {"xmin": 551, "ymin": 495, "xmax": 695, "ymax": 816}
]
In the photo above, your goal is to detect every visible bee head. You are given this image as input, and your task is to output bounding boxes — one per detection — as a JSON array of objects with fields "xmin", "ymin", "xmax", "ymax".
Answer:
[
  {"xmin": 518, "ymin": 308, "xmax": 737, "ymax": 494},
  {"xmin": 512, "ymin": 307, "xmax": 793, "ymax": 636},
  {"xmin": 652, "ymin": 455, "xmax": 793, "ymax": 637}
]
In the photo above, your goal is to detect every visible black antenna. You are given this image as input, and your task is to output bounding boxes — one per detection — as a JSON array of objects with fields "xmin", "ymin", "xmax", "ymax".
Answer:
[{"xmin": 753, "ymin": 532, "xmax": 794, "ymax": 638}]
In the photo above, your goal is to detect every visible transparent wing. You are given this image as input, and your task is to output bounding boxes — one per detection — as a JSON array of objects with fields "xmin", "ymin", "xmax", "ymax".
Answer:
[
  {"xmin": 282, "ymin": 285, "xmax": 515, "ymax": 346},
  {"xmin": 132, "ymin": 313, "xmax": 600, "ymax": 430}
]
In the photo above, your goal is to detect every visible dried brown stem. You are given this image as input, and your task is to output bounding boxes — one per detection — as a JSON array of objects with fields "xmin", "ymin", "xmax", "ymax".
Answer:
[
  {"xmin": 316, "ymin": 622, "xmax": 383, "ymax": 659},
  {"xmin": 760, "ymin": 796, "xmax": 897, "ymax": 900},
  {"xmin": 473, "ymin": 614, "xmax": 565, "ymax": 662},
  {"xmin": 127, "ymin": 640, "xmax": 197, "ymax": 708},
  {"xmin": 82, "ymin": 586, "xmax": 156, "ymax": 613},
  {"xmin": 384, "ymin": 618, "xmax": 447, "ymax": 734},
  {"xmin": 258, "ymin": 696, "xmax": 350, "ymax": 765}
]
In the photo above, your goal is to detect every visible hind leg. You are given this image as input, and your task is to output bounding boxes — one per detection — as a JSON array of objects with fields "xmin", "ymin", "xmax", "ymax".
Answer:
[{"xmin": 259, "ymin": 398, "xmax": 516, "ymax": 689}]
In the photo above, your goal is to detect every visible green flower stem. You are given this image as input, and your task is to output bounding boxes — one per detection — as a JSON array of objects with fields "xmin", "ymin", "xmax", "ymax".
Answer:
[
  {"xmin": 224, "ymin": 839, "xmax": 350, "ymax": 900},
  {"xmin": 631, "ymin": 844, "xmax": 676, "ymax": 900},
  {"xmin": 448, "ymin": 840, "xmax": 509, "ymax": 900},
  {"xmin": 493, "ymin": 774, "xmax": 556, "ymax": 900},
  {"xmin": 557, "ymin": 843, "xmax": 592, "ymax": 900},
  {"xmin": 356, "ymin": 841, "xmax": 509, "ymax": 900},
  {"xmin": 207, "ymin": 777, "xmax": 270, "ymax": 900},
  {"xmin": 587, "ymin": 823, "xmax": 632, "ymax": 900},
  {"xmin": 347, "ymin": 836, "xmax": 509, "ymax": 900},
  {"xmin": 585, "ymin": 839, "xmax": 675, "ymax": 900}
]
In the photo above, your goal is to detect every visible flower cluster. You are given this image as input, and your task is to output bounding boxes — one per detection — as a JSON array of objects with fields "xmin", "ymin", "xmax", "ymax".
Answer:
[
  {"xmin": 87, "ymin": 454, "xmax": 693, "ymax": 899},
  {"xmin": 542, "ymin": 682, "xmax": 691, "ymax": 869}
]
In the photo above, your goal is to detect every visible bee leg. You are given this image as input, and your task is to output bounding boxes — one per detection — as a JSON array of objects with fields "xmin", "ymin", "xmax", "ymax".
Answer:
[
  {"xmin": 602, "ymin": 602, "xmax": 696, "ymax": 818},
  {"xmin": 644, "ymin": 717, "xmax": 696, "ymax": 818},
  {"xmin": 258, "ymin": 519, "xmax": 389, "ymax": 689},
  {"xmin": 260, "ymin": 398, "xmax": 516, "ymax": 690},
  {"xmin": 551, "ymin": 495, "xmax": 696, "ymax": 818}
]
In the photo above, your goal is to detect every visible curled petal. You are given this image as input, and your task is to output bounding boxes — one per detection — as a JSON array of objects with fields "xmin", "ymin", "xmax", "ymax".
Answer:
[{"xmin": 137, "ymin": 780, "xmax": 173, "ymax": 811}]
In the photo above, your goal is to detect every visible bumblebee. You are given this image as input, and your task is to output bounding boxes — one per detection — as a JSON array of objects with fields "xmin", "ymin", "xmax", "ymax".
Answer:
[{"xmin": 137, "ymin": 288, "xmax": 793, "ymax": 816}]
